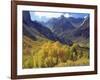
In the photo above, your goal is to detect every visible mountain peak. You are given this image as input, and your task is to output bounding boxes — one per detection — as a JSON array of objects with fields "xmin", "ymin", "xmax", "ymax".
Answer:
[
  {"xmin": 61, "ymin": 15, "xmax": 65, "ymax": 18},
  {"xmin": 58, "ymin": 15, "xmax": 67, "ymax": 20}
]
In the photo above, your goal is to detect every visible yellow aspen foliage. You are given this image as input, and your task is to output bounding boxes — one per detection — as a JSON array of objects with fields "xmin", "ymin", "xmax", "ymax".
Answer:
[{"xmin": 23, "ymin": 37, "xmax": 89, "ymax": 68}]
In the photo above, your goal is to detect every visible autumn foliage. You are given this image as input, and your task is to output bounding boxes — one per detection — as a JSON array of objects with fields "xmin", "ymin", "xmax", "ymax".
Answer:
[{"xmin": 23, "ymin": 36, "xmax": 89, "ymax": 68}]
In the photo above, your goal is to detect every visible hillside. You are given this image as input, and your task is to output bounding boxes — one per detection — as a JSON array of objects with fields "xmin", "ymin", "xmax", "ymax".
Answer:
[
  {"xmin": 22, "ymin": 11, "xmax": 90, "ymax": 68},
  {"xmin": 23, "ymin": 35, "xmax": 89, "ymax": 68}
]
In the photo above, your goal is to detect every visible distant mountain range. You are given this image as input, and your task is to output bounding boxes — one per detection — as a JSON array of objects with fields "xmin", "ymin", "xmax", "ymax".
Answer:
[
  {"xmin": 73, "ymin": 16, "xmax": 89, "ymax": 39},
  {"xmin": 45, "ymin": 15, "xmax": 75, "ymax": 32},
  {"xmin": 23, "ymin": 11, "xmax": 89, "ymax": 46}
]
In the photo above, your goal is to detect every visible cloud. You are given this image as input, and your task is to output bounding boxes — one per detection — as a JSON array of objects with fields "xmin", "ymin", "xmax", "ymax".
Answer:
[
  {"xmin": 64, "ymin": 13, "xmax": 71, "ymax": 18},
  {"xmin": 30, "ymin": 11, "xmax": 71, "ymax": 19},
  {"xmin": 33, "ymin": 12, "xmax": 62, "ymax": 18},
  {"xmin": 30, "ymin": 11, "xmax": 86, "ymax": 22}
]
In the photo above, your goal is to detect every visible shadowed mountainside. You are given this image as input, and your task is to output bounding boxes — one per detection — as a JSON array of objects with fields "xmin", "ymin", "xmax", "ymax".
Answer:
[{"xmin": 23, "ymin": 11, "xmax": 73, "ymax": 46}]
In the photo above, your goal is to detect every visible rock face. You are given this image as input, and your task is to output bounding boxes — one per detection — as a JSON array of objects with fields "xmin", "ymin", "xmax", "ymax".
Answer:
[
  {"xmin": 23, "ymin": 11, "xmax": 90, "ymax": 46},
  {"xmin": 73, "ymin": 16, "xmax": 90, "ymax": 39},
  {"xmin": 23, "ymin": 12, "xmax": 60, "ymax": 41},
  {"xmin": 44, "ymin": 14, "xmax": 89, "ymax": 42},
  {"xmin": 23, "ymin": 11, "xmax": 73, "ymax": 46},
  {"xmin": 46, "ymin": 15, "xmax": 75, "ymax": 34}
]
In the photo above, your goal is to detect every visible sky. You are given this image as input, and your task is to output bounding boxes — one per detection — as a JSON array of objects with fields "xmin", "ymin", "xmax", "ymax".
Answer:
[{"xmin": 29, "ymin": 11, "xmax": 89, "ymax": 22}]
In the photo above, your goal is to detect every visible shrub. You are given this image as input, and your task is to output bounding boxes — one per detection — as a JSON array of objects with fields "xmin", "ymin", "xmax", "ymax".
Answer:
[{"xmin": 32, "ymin": 41, "xmax": 70, "ymax": 67}]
